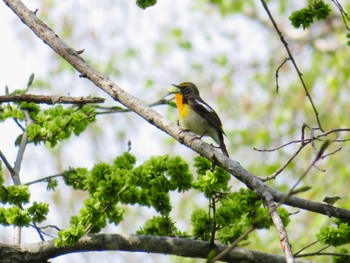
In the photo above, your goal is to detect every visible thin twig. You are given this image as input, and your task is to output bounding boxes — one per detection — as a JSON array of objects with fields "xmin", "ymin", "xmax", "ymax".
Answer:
[
  {"xmin": 314, "ymin": 244, "xmax": 331, "ymax": 254},
  {"xmin": 208, "ymin": 226, "xmax": 256, "ymax": 263},
  {"xmin": 209, "ymin": 196, "xmax": 217, "ymax": 246},
  {"xmin": 262, "ymin": 143, "xmax": 307, "ymax": 181},
  {"xmin": 253, "ymin": 139, "xmax": 306, "ymax": 152},
  {"xmin": 260, "ymin": 0, "xmax": 324, "ymax": 131},
  {"xmin": 31, "ymin": 223, "xmax": 45, "ymax": 241},
  {"xmin": 95, "ymin": 95, "xmax": 175, "ymax": 115},
  {"xmin": 38, "ymin": 224, "xmax": 61, "ymax": 231},
  {"xmin": 13, "ymin": 111, "xmax": 32, "ymax": 184},
  {"xmin": 84, "ymin": 184, "xmax": 129, "ymax": 234},
  {"xmin": 0, "ymin": 150, "xmax": 16, "ymax": 176},
  {"xmin": 275, "ymin": 57, "xmax": 290, "ymax": 93},
  {"xmin": 296, "ymin": 251, "xmax": 350, "ymax": 258},
  {"xmin": 320, "ymin": 147, "xmax": 342, "ymax": 159},
  {"xmin": 12, "ymin": 110, "xmax": 34, "ymax": 244},
  {"xmin": 293, "ymin": 240, "xmax": 319, "ymax": 256},
  {"xmin": 277, "ymin": 141, "xmax": 330, "ymax": 207},
  {"xmin": 24, "ymin": 173, "xmax": 67, "ymax": 186},
  {"xmin": 331, "ymin": 0, "xmax": 350, "ymax": 30},
  {"xmin": 255, "ymin": 128, "xmax": 350, "ymax": 153}
]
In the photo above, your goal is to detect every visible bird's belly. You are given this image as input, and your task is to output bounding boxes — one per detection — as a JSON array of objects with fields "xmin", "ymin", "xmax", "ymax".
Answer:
[{"xmin": 179, "ymin": 110, "xmax": 219, "ymax": 144}]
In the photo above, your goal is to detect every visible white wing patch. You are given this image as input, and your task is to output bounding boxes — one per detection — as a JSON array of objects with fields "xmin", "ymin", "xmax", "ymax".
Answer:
[{"xmin": 194, "ymin": 98, "xmax": 216, "ymax": 114}]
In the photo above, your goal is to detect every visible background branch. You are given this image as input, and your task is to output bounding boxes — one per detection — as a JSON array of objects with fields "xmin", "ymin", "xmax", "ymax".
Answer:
[
  {"xmin": 260, "ymin": 0, "xmax": 323, "ymax": 131},
  {"xmin": 0, "ymin": 94, "xmax": 105, "ymax": 104},
  {"xmin": 0, "ymin": 233, "xmax": 308, "ymax": 263}
]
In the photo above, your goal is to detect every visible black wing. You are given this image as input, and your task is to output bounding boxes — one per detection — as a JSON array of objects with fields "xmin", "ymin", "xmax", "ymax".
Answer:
[{"xmin": 189, "ymin": 97, "xmax": 225, "ymax": 134}]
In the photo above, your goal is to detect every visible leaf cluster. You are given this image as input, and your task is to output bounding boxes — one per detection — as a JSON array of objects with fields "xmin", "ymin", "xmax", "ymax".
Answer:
[
  {"xmin": 191, "ymin": 157, "xmax": 290, "ymax": 244},
  {"xmin": 333, "ymin": 248, "xmax": 350, "ymax": 263},
  {"xmin": 0, "ymin": 164, "xmax": 49, "ymax": 227},
  {"xmin": 57, "ymin": 153, "xmax": 193, "ymax": 246},
  {"xmin": 25, "ymin": 104, "xmax": 96, "ymax": 147},
  {"xmin": 1, "ymin": 101, "xmax": 96, "ymax": 148},
  {"xmin": 317, "ymin": 219, "xmax": 350, "ymax": 247},
  {"xmin": 136, "ymin": 0, "xmax": 157, "ymax": 9},
  {"xmin": 289, "ymin": 0, "xmax": 331, "ymax": 29}
]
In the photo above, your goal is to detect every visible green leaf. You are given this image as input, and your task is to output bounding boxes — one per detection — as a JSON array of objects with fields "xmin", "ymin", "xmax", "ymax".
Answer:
[
  {"xmin": 191, "ymin": 209, "xmax": 212, "ymax": 241},
  {"xmin": 137, "ymin": 216, "xmax": 178, "ymax": 236},
  {"xmin": 333, "ymin": 247, "xmax": 350, "ymax": 263},
  {"xmin": 289, "ymin": 7, "xmax": 314, "ymax": 29},
  {"xmin": 136, "ymin": 0, "xmax": 157, "ymax": 9},
  {"xmin": 28, "ymin": 202, "xmax": 49, "ymax": 223},
  {"xmin": 317, "ymin": 221, "xmax": 350, "ymax": 246},
  {"xmin": 289, "ymin": 0, "xmax": 331, "ymax": 29},
  {"xmin": 56, "ymin": 224, "xmax": 85, "ymax": 247},
  {"xmin": 311, "ymin": 0, "xmax": 331, "ymax": 20},
  {"xmin": 6, "ymin": 185, "xmax": 30, "ymax": 205},
  {"xmin": 46, "ymin": 178, "xmax": 58, "ymax": 191},
  {"xmin": 64, "ymin": 168, "xmax": 88, "ymax": 190},
  {"xmin": 5, "ymin": 206, "xmax": 31, "ymax": 227}
]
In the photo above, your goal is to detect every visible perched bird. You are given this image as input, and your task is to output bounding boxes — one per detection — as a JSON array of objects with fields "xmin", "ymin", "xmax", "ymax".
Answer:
[
  {"xmin": 322, "ymin": 196, "xmax": 341, "ymax": 206},
  {"xmin": 171, "ymin": 82, "xmax": 229, "ymax": 157}
]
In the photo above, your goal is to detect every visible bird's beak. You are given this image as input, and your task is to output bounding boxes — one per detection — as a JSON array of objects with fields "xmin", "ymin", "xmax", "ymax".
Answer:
[{"xmin": 168, "ymin": 84, "xmax": 180, "ymax": 94}]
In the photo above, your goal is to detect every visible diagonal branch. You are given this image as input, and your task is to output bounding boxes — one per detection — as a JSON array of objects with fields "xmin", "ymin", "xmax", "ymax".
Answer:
[
  {"xmin": 264, "ymin": 193, "xmax": 295, "ymax": 263},
  {"xmin": 260, "ymin": 0, "xmax": 324, "ymax": 131},
  {"xmin": 4, "ymin": 0, "xmax": 350, "ymax": 222}
]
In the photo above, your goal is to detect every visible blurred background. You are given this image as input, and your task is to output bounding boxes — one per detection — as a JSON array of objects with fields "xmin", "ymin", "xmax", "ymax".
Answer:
[{"xmin": 1, "ymin": 0, "xmax": 349, "ymax": 262}]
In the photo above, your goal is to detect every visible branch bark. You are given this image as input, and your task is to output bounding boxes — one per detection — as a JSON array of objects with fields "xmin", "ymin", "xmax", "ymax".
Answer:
[
  {"xmin": 0, "ymin": 94, "xmax": 105, "ymax": 104},
  {"xmin": 0, "ymin": 233, "xmax": 308, "ymax": 263}
]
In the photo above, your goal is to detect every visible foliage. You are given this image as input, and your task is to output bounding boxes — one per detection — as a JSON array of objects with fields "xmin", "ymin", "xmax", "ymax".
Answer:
[
  {"xmin": 137, "ymin": 216, "xmax": 180, "ymax": 236},
  {"xmin": 54, "ymin": 153, "xmax": 292, "ymax": 247},
  {"xmin": 333, "ymin": 248, "xmax": 350, "ymax": 263},
  {"xmin": 317, "ymin": 219, "xmax": 350, "ymax": 247},
  {"xmin": 191, "ymin": 157, "xmax": 290, "ymax": 244},
  {"xmin": 0, "ymin": 173, "xmax": 49, "ymax": 227},
  {"xmin": 289, "ymin": 0, "xmax": 331, "ymax": 29},
  {"xmin": 57, "ymin": 153, "xmax": 193, "ymax": 246},
  {"xmin": 25, "ymin": 104, "xmax": 96, "ymax": 147},
  {"xmin": 0, "ymin": 91, "xmax": 96, "ymax": 148},
  {"xmin": 136, "ymin": 0, "xmax": 157, "ymax": 9}
]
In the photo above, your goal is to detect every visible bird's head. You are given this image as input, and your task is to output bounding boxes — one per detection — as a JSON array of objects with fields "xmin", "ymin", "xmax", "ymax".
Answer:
[{"xmin": 170, "ymin": 82, "xmax": 200, "ymax": 97}]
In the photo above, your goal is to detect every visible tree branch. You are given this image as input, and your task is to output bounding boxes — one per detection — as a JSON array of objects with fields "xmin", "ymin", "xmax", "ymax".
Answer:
[
  {"xmin": 259, "ymin": 0, "xmax": 324, "ymax": 131},
  {"xmin": 4, "ymin": 0, "xmax": 350, "ymax": 221},
  {"xmin": 0, "ymin": 94, "xmax": 105, "ymax": 104},
  {"xmin": 3, "ymin": 1, "xmax": 350, "ymax": 261},
  {"xmin": 0, "ymin": 234, "xmax": 309, "ymax": 263},
  {"xmin": 264, "ymin": 193, "xmax": 295, "ymax": 263}
]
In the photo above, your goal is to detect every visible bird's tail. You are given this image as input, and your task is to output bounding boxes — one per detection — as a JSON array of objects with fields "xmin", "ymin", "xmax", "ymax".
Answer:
[{"xmin": 218, "ymin": 133, "xmax": 229, "ymax": 157}]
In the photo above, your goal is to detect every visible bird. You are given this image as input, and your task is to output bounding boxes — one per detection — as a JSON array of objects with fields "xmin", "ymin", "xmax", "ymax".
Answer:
[
  {"xmin": 171, "ymin": 82, "xmax": 229, "ymax": 157},
  {"xmin": 322, "ymin": 196, "xmax": 341, "ymax": 206}
]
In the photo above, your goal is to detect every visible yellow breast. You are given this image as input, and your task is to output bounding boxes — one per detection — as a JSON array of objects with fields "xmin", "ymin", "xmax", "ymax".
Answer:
[{"xmin": 175, "ymin": 93, "xmax": 188, "ymax": 118}]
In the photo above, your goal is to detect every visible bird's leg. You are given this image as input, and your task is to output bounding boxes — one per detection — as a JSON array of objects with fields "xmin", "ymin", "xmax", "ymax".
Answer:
[{"xmin": 210, "ymin": 144, "xmax": 221, "ymax": 149}]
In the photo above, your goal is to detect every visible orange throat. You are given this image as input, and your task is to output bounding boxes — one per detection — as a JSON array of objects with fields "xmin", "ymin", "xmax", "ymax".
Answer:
[{"xmin": 175, "ymin": 93, "xmax": 185, "ymax": 117}]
